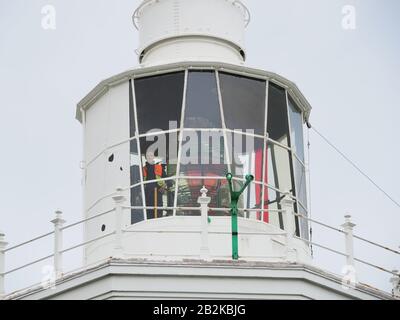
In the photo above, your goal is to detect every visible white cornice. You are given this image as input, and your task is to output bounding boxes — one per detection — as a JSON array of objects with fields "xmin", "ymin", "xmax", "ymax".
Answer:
[{"xmin": 5, "ymin": 259, "xmax": 393, "ymax": 300}]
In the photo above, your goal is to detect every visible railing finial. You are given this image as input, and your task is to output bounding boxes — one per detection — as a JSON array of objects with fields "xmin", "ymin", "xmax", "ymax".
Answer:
[
  {"xmin": 200, "ymin": 186, "xmax": 208, "ymax": 198},
  {"xmin": 341, "ymin": 214, "xmax": 356, "ymax": 282},
  {"xmin": 281, "ymin": 191, "xmax": 296, "ymax": 263},
  {"xmin": 51, "ymin": 210, "xmax": 65, "ymax": 279},
  {"xmin": 198, "ymin": 186, "xmax": 211, "ymax": 261}
]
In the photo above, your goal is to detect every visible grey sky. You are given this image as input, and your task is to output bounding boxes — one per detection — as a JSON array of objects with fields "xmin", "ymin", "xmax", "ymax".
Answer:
[{"xmin": 0, "ymin": 0, "xmax": 399, "ymax": 293}]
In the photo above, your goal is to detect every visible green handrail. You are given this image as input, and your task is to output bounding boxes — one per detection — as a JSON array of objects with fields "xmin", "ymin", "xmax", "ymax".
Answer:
[{"xmin": 226, "ymin": 173, "xmax": 254, "ymax": 260}]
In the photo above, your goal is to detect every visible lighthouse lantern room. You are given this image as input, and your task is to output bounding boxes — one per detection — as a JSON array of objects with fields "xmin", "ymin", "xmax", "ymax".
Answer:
[{"xmin": 77, "ymin": 0, "xmax": 312, "ymax": 266}]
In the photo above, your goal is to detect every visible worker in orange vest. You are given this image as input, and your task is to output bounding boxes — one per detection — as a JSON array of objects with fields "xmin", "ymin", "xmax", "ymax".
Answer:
[{"xmin": 143, "ymin": 151, "xmax": 167, "ymax": 219}]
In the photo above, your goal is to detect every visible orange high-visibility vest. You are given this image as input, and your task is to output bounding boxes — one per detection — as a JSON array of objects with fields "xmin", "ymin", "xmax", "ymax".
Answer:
[
  {"xmin": 143, "ymin": 163, "xmax": 164, "ymax": 180},
  {"xmin": 143, "ymin": 163, "xmax": 166, "ymax": 189}
]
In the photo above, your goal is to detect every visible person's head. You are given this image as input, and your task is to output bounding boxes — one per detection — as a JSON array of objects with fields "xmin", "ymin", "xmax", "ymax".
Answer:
[{"xmin": 145, "ymin": 150, "xmax": 155, "ymax": 164}]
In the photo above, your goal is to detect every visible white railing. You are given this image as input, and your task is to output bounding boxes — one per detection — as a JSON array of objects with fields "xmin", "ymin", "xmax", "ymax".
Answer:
[{"xmin": 0, "ymin": 187, "xmax": 399, "ymax": 299}]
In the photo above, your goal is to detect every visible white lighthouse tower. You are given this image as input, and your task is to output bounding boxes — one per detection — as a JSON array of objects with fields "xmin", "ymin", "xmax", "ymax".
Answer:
[
  {"xmin": 2, "ymin": 0, "xmax": 398, "ymax": 300},
  {"xmin": 79, "ymin": 0, "xmax": 312, "ymax": 269}
]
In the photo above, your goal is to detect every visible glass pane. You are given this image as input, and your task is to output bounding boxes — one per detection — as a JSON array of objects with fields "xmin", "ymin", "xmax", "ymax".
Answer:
[
  {"xmin": 130, "ymin": 138, "xmax": 140, "ymax": 186},
  {"xmin": 135, "ymin": 72, "xmax": 184, "ymax": 134},
  {"xmin": 240, "ymin": 180, "xmax": 262, "ymax": 220},
  {"xmin": 263, "ymin": 186, "xmax": 283, "ymax": 228},
  {"xmin": 142, "ymin": 177, "xmax": 173, "ymax": 220},
  {"xmin": 184, "ymin": 71, "xmax": 222, "ymax": 128},
  {"xmin": 139, "ymin": 136, "xmax": 176, "ymax": 219},
  {"xmin": 177, "ymin": 129, "xmax": 229, "ymax": 216},
  {"xmin": 293, "ymin": 201, "xmax": 301, "ymax": 237},
  {"xmin": 293, "ymin": 156, "xmax": 307, "ymax": 209},
  {"xmin": 267, "ymin": 83, "xmax": 290, "ymax": 146},
  {"xmin": 263, "ymin": 185, "xmax": 300, "ymax": 234},
  {"xmin": 227, "ymin": 132, "xmax": 264, "ymax": 181},
  {"xmin": 298, "ymin": 203, "xmax": 309, "ymax": 240},
  {"xmin": 129, "ymin": 82, "xmax": 141, "ymax": 191},
  {"xmin": 265, "ymin": 142, "xmax": 301, "ymax": 234},
  {"xmin": 129, "ymin": 79, "xmax": 136, "ymax": 137},
  {"xmin": 288, "ymin": 96, "xmax": 305, "ymax": 161},
  {"xmin": 176, "ymin": 178, "xmax": 230, "ymax": 216},
  {"xmin": 139, "ymin": 133, "xmax": 179, "ymax": 177},
  {"xmin": 226, "ymin": 132, "xmax": 264, "ymax": 218},
  {"xmin": 131, "ymin": 186, "xmax": 144, "ymax": 224},
  {"xmin": 179, "ymin": 130, "xmax": 227, "ymax": 177},
  {"xmin": 266, "ymin": 142, "xmax": 294, "ymax": 194},
  {"xmin": 219, "ymin": 72, "xmax": 266, "ymax": 135}
]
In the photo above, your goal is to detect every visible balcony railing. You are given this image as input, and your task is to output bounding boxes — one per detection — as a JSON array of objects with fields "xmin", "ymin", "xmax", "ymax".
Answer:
[{"xmin": 0, "ymin": 187, "xmax": 399, "ymax": 299}]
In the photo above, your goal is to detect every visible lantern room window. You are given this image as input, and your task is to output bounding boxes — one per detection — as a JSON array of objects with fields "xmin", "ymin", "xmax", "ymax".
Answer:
[{"xmin": 128, "ymin": 68, "xmax": 309, "ymax": 239}]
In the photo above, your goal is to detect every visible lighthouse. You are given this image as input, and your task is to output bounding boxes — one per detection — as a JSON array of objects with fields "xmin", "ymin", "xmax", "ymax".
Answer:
[{"xmin": 2, "ymin": 0, "xmax": 398, "ymax": 300}]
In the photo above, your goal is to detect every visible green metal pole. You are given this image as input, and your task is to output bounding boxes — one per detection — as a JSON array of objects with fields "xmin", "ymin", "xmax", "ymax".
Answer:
[
  {"xmin": 226, "ymin": 173, "xmax": 254, "ymax": 260},
  {"xmin": 231, "ymin": 195, "xmax": 239, "ymax": 260}
]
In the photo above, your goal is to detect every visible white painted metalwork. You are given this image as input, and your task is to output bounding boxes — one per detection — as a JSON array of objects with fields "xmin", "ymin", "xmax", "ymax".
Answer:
[
  {"xmin": 172, "ymin": 69, "xmax": 189, "ymax": 217},
  {"xmin": 0, "ymin": 195, "xmax": 399, "ymax": 299},
  {"xmin": 3, "ymin": 254, "xmax": 54, "ymax": 277},
  {"xmin": 51, "ymin": 210, "xmax": 65, "ymax": 278},
  {"xmin": 261, "ymin": 81, "xmax": 270, "ymax": 227},
  {"xmin": 281, "ymin": 194, "xmax": 297, "ymax": 262},
  {"xmin": 353, "ymin": 235, "xmax": 400, "ymax": 255},
  {"xmin": 342, "ymin": 215, "xmax": 356, "ymax": 269},
  {"xmin": 133, "ymin": 0, "xmax": 249, "ymax": 65},
  {"xmin": 123, "ymin": 206, "xmax": 284, "ymax": 213},
  {"xmin": 294, "ymin": 212, "xmax": 344, "ymax": 234},
  {"xmin": 198, "ymin": 186, "xmax": 211, "ymax": 260},
  {"xmin": 3, "ymin": 231, "xmax": 54, "ymax": 253},
  {"xmin": 61, "ymin": 208, "xmax": 115, "ymax": 231},
  {"xmin": 123, "ymin": 229, "xmax": 286, "ymax": 236},
  {"xmin": 59, "ymin": 232, "xmax": 115, "ymax": 255},
  {"xmin": 215, "ymin": 70, "xmax": 233, "ymax": 173},
  {"xmin": 133, "ymin": 0, "xmax": 251, "ymax": 30},
  {"xmin": 76, "ymin": 63, "xmax": 313, "ymax": 123}
]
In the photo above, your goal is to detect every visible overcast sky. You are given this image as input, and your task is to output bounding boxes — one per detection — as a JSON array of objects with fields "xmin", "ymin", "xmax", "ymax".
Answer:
[{"xmin": 0, "ymin": 0, "xmax": 399, "ymax": 294}]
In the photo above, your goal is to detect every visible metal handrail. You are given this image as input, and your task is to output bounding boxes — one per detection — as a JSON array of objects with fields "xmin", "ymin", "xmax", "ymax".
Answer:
[
  {"xmin": 3, "ymin": 231, "xmax": 54, "ymax": 253},
  {"xmin": 294, "ymin": 212, "xmax": 345, "ymax": 234},
  {"xmin": 3, "ymin": 207, "xmax": 397, "ymax": 264},
  {"xmin": 84, "ymin": 176, "xmax": 289, "ymax": 213},
  {"xmin": 354, "ymin": 257, "xmax": 398, "ymax": 276},
  {"xmin": 296, "ymin": 237, "xmax": 398, "ymax": 277},
  {"xmin": 3, "ymin": 254, "xmax": 54, "ymax": 276},
  {"xmin": 353, "ymin": 234, "xmax": 400, "ymax": 255},
  {"xmin": 60, "ymin": 232, "xmax": 115, "ymax": 255},
  {"xmin": 123, "ymin": 205, "xmax": 285, "ymax": 213},
  {"xmin": 295, "ymin": 236, "xmax": 347, "ymax": 257},
  {"xmin": 124, "ymin": 229, "xmax": 286, "ymax": 236},
  {"xmin": 3, "ymin": 233, "xmax": 116, "ymax": 277},
  {"xmin": 294, "ymin": 212, "xmax": 400, "ymax": 256},
  {"xmin": 1, "ymin": 192, "xmax": 399, "ymax": 297},
  {"xmin": 61, "ymin": 208, "xmax": 115, "ymax": 231},
  {"xmin": 3, "ymin": 208, "xmax": 116, "ymax": 254}
]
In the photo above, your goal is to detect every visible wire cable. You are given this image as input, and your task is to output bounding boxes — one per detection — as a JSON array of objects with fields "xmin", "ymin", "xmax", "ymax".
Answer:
[
  {"xmin": 306, "ymin": 126, "xmax": 314, "ymax": 257},
  {"xmin": 308, "ymin": 123, "xmax": 400, "ymax": 210}
]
